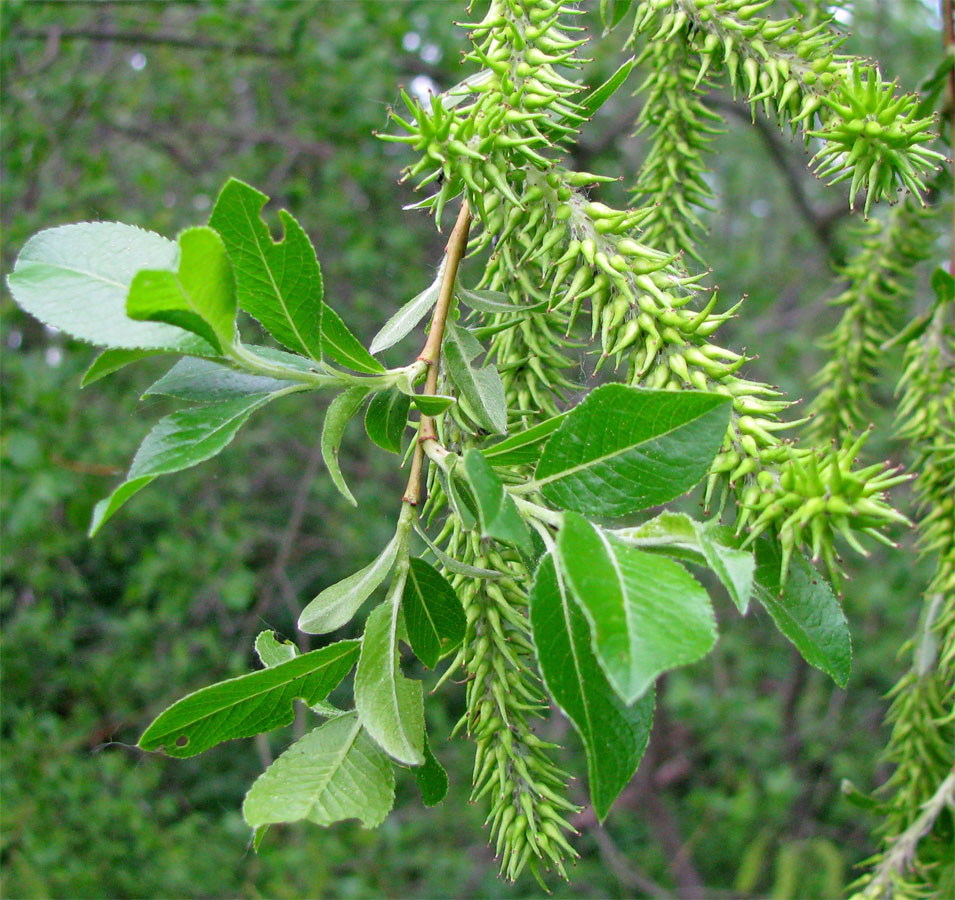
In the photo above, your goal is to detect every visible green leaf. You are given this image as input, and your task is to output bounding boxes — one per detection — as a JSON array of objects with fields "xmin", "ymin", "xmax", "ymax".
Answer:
[
  {"xmin": 482, "ymin": 411, "xmax": 570, "ymax": 467},
  {"xmin": 298, "ymin": 533, "xmax": 399, "ymax": 634},
  {"xmin": 576, "ymin": 55, "xmax": 634, "ymax": 115},
  {"xmin": 696, "ymin": 522, "xmax": 754, "ymax": 615},
  {"xmin": 144, "ymin": 357, "xmax": 296, "ymax": 403},
  {"xmin": 414, "ymin": 735, "xmax": 449, "ymax": 807},
  {"xmin": 354, "ymin": 594, "xmax": 425, "ymax": 766},
  {"xmin": 364, "ymin": 387, "xmax": 412, "ymax": 454},
  {"xmin": 535, "ymin": 386, "xmax": 731, "ymax": 517},
  {"xmin": 90, "ymin": 390, "xmax": 288, "ymax": 535},
  {"xmin": 321, "ymin": 304, "xmax": 386, "ymax": 374},
  {"xmin": 530, "ymin": 555, "xmax": 654, "ymax": 820},
  {"xmin": 557, "ymin": 512, "xmax": 717, "ymax": 703},
  {"xmin": 126, "ymin": 226, "xmax": 236, "ymax": 353},
  {"xmin": 208, "ymin": 178, "xmax": 324, "ymax": 360},
  {"xmin": 138, "ymin": 640, "xmax": 360, "ymax": 757},
  {"xmin": 402, "ymin": 558, "xmax": 465, "ymax": 669},
  {"xmin": 455, "ymin": 285, "xmax": 545, "ymax": 315},
  {"xmin": 321, "ymin": 386, "xmax": 372, "ymax": 506},
  {"xmin": 254, "ymin": 631, "xmax": 298, "ymax": 668},
  {"xmin": 242, "ymin": 713, "xmax": 395, "ymax": 829},
  {"xmin": 443, "ymin": 468, "xmax": 478, "ymax": 531},
  {"xmin": 411, "ymin": 394, "xmax": 456, "ymax": 415},
  {"xmin": 753, "ymin": 538, "xmax": 851, "ymax": 687},
  {"xmin": 7, "ymin": 222, "xmax": 211, "ymax": 353},
  {"xmin": 82, "ymin": 348, "xmax": 163, "ymax": 387},
  {"xmin": 443, "ymin": 322, "xmax": 507, "ymax": 434},
  {"xmin": 598, "ymin": 0, "xmax": 633, "ymax": 31},
  {"xmin": 616, "ymin": 513, "xmax": 754, "ymax": 614},
  {"xmin": 462, "ymin": 449, "xmax": 533, "ymax": 557},
  {"xmin": 413, "ymin": 522, "xmax": 502, "ymax": 579},
  {"xmin": 369, "ymin": 267, "xmax": 442, "ymax": 355}
]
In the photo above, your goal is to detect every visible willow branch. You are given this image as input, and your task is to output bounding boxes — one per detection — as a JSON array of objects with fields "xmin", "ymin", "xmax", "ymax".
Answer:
[{"xmin": 402, "ymin": 201, "xmax": 472, "ymax": 506}]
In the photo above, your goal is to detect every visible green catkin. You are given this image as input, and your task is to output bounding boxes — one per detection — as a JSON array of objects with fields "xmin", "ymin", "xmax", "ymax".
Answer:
[
  {"xmin": 808, "ymin": 201, "xmax": 934, "ymax": 446},
  {"xmin": 629, "ymin": 32, "xmax": 722, "ymax": 262},
  {"xmin": 853, "ymin": 290, "xmax": 955, "ymax": 899},
  {"xmin": 385, "ymin": 0, "xmax": 944, "ymax": 878}
]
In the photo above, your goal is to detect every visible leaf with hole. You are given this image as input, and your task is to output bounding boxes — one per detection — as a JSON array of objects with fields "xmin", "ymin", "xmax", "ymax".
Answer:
[
  {"xmin": 254, "ymin": 631, "xmax": 298, "ymax": 668},
  {"xmin": 402, "ymin": 558, "xmax": 466, "ymax": 669},
  {"xmin": 208, "ymin": 179, "xmax": 324, "ymax": 360},
  {"xmin": 530, "ymin": 554, "xmax": 654, "ymax": 820},
  {"xmin": 126, "ymin": 226, "xmax": 236, "ymax": 353},
  {"xmin": 557, "ymin": 512, "xmax": 717, "ymax": 703},
  {"xmin": 535, "ymin": 385, "xmax": 731, "ymax": 517},
  {"xmin": 243, "ymin": 713, "xmax": 395, "ymax": 829},
  {"xmin": 138, "ymin": 640, "xmax": 359, "ymax": 757}
]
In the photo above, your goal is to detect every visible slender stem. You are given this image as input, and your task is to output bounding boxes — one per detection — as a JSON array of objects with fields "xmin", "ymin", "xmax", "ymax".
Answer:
[{"xmin": 403, "ymin": 201, "xmax": 473, "ymax": 506}]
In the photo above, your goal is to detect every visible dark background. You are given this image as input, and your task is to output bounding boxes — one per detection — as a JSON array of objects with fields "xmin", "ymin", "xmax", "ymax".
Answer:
[{"xmin": 0, "ymin": 2, "xmax": 946, "ymax": 897}]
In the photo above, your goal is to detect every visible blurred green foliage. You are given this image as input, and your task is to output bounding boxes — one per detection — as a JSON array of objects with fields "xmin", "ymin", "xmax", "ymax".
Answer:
[{"xmin": 0, "ymin": 1, "xmax": 944, "ymax": 897}]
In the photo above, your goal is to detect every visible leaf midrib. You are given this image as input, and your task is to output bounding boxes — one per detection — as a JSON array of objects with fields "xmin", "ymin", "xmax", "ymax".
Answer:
[
  {"xmin": 241, "ymin": 203, "xmax": 314, "ymax": 359},
  {"xmin": 536, "ymin": 403, "xmax": 719, "ymax": 488},
  {"xmin": 17, "ymin": 258, "xmax": 130, "ymax": 292},
  {"xmin": 303, "ymin": 715, "xmax": 363, "ymax": 818},
  {"xmin": 146, "ymin": 649, "xmax": 349, "ymax": 740}
]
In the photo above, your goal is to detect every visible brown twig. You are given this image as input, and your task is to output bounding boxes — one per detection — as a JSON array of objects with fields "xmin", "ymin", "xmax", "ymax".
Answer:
[{"xmin": 402, "ymin": 201, "xmax": 472, "ymax": 506}]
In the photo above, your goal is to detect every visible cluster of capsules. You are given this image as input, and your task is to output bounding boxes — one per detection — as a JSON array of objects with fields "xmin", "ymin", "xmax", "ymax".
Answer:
[
  {"xmin": 857, "ymin": 287, "xmax": 953, "ymax": 897},
  {"xmin": 383, "ymin": 0, "xmax": 940, "ymax": 879},
  {"xmin": 633, "ymin": 0, "xmax": 944, "ymax": 216},
  {"xmin": 387, "ymin": 1, "xmax": 592, "ymax": 880},
  {"xmin": 808, "ymin": 201, "xmax": 934, "ymax": 446}
]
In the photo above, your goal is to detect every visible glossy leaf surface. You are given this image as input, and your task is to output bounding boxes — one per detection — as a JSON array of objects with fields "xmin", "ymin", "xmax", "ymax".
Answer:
[
  {"xmin": 557, "ymin": 512, "xmax": 717, "ymax": 703},
  {"xmin": 536, "ymin": 386, "xmax": 731, "ymax": 517},
  {"xmin": 402, "ymin": 558, "xmax": 465, "ymax": 669},
  {"xmin": 364, "ymin": 387, "xmax": 411, "ymax": 454},
  {"xmin": 208, "ymin": 178, "xmax": 324, "ymax": 360},
  {"xmin": 531, "ymin": 555, "xmax": 654, "ymax": 820},
  {"xmin": 126, "ymin": 226, "xmax": 235, "ymax": 353}
]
